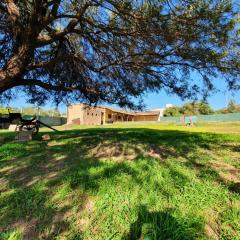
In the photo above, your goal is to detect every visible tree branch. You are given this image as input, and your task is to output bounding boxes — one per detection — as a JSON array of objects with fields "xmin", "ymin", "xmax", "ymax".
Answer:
[
  {"xmin": 27, "ymin": 54, "xmax": 98, "ymax": 72},
  {"xmin": 5, "ymin": 0, "xmax": 19, "ymax": 21},
  {"xmin": 37, "ymin": 2, "xmax": 93, "ymax": 46},
  {"xmin": 9, "ymin": 78, "xmax": 99, "ymax": 96},
  {"xmin": 15, "ymin": 78, "xmax": 75, "ymax": 92}
]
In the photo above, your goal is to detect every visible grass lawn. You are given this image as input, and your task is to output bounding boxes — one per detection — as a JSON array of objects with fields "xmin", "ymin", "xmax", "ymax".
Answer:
[{"xmin": 0, "ymin": 123, "xmax": 240, "ymax": 240}]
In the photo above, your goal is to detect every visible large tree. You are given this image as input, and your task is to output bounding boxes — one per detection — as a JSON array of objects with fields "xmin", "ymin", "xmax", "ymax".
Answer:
[{"xmin": 0, "ymin": 0, "xmax": 239, "ymax": 108}]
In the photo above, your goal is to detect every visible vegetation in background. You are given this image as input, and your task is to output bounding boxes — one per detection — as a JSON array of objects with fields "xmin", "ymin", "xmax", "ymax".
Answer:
[
  {"xmin": 164, "ymin": 101, "xmax": 214, "ymax": 116},
  {"xmin": 0, "ymin": 124, "xmax": 239, "ymax": 239},
  {"xmin": 0, "ymin": 105, "xmax": 66, "ymax": 117},
  {"xmin": 20, "ymin": 106, "xmax": 62, "ymax": 117},
  {"xmin": 182, "ymin": 102, "xmax": 214, "ymax": 115},
  {"xmin": 163, "ymin": 106, "xmax": 182, "ymax": 117},
  {"xmin": 0, "ymin": 106, "xmax": 16, "ymax": 114},
  {"xmin": 217, "ymin": 100, "xmax": 240, "ymax": 114},
  {"xmin": 164, "ymin": 100, "xmax": 240, "ymax": 117}
]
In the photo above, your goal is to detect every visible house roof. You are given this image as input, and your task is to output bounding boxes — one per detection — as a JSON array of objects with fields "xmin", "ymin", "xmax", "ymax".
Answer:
[
  {"xmin": 100, "ymin": 106, "xmax": 160, "ymax": 116},
  {"xmin": 133, "ymin": 111, "xmax": 161, "ymax": 116},
  {"xmin": 99, "ymin": 106, "xmax": 135, "ymax": 115},
  {"xmin": 69, "ymin": 104, "xmax": 161, "ymax": 116}
]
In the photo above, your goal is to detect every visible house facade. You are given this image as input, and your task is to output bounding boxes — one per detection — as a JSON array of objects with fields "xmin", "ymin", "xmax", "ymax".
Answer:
[{"xmin": 67, "ymin": 104, "xmax": 165, "ymax": 125}]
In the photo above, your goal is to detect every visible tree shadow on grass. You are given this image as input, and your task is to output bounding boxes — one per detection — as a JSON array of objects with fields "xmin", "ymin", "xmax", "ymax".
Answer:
[
  {"xmin": 0, "ymin": 127, "xmax": 239, "ymax": 239},
  {"xmin": 123, "ymin": 205, "xmax": 202, "ymax": 240},
  {"xmin": 185, "ymin": 154, "xmax": 240, "ymax": 194},
  {"xmin": 0, "ymin": 186, "xmax": 75, "ymax": 239}
]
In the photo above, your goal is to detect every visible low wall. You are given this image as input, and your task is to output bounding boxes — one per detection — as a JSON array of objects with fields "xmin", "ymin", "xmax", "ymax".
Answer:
[
  {"xmin": 37, "ymin": 116, "xmax": 67, "ymax": 126},
  {"xmin": 159, "ymin": 116, "xmax": 183, "ymax": 123},
  {"xmin": 160, "ymin": 112, "xmax": 240, "ymax": 123},
  {"xmin": 197, "ymin": 113, "xmax": 240, "ymax": 122},
  {"xmin": 1, "ymin": 115, "xmax": 67, "ymax": 127}
]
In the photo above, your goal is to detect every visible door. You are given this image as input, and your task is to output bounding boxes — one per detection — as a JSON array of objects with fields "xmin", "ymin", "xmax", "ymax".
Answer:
[{"xmin": 101, "ymin": 112, "xmax": 104, "ymax": 125}]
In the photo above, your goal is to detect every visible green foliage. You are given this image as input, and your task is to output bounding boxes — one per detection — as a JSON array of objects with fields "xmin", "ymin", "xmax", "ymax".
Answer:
[
  {"xmin": 181, "ymin": 102, "xmax": 199, "ymax": 115},
  {"xmin": 0, "ymin": 105, "xmax": 64, "ymax": 117},
  {"xmin": 217, "ymin": 100, "xmax": 240, "ymax": 114},
  {"xmin": 21, "ymin": 107, "xmax": 61, "ymax": 117},
  {"xmin": 0, "ymin": 106, "xmax": 18, "ymax": 114},
  {"xmin": 0, "ymin": 229, "xmax": 22, "ymax": 240},
  {"xmin": 181, "ymin": 102, "xmax": 214, "ymax": 115},
  {"xmin": 228, "ymin": 100, "xmax": 237, "ymax": 112},
  {"xmin": 198, "ymin": 102, "xmax": 215, "ymax": 115},
  {"xmin": 164, "ymin": 102, "xmax": 214, "ymax": 116},
  {"xmin": 0, "ymin": 106, "xmax": 9, "ymax": 114},
  {"xmin": 163, "ymin": 106, "xmax": 182, "ymax": 116}
]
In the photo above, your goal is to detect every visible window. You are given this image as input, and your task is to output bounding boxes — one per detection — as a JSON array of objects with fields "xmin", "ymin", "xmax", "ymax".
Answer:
[
  {"xmin": 108, "ymin": 114, "xmax": 112, "ymax": 119},
  {"xmin": 92, "ymin": 113, "xmax": 94, "ymax": 116},
  {"xmin": 96, "ymin": 113, "xmax": 98, "ymax": 116},
  {"xmin": 118, "ymin": 116, "xmax": 121, "ymax": 120},
  {"xmin": 87, "ymin": 111, "xmax": 89, "ymax": 115}
]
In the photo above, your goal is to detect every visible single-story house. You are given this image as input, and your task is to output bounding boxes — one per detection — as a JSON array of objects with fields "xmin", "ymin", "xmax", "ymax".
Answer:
[{"xmin": 67, "ymin": 104, "xmax": 165, "ymax": 125}]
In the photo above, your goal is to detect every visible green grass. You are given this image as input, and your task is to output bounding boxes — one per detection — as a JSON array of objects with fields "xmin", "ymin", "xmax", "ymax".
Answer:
[{"xmin": 0, "ymin": 123, "xmax": 240, "ymax": 239}]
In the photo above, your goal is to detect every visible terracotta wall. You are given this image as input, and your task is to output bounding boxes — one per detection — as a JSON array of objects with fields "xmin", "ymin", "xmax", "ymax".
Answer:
[
  {"xmin": 82, "ymin": 107, "xmax": 103, "ymax": 125},
  {"xmin": 67, "ymin": 105, "xmax": 83, "ymax": 124},
  {"xmin": 68, "ymin": 104, "xmax": 105, "ymax": 125},
  {"xmin": 134, "ymin": 115, "xmax": 159, "ymax": 121},
  {"xmin": 105, "ymin": 109, "xmax": 114, "ymax": 123}
]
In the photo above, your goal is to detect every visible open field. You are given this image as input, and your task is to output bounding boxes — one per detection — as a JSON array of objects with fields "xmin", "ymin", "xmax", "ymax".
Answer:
[{"xmin": 0, "ymin": 123, "xmax": 240, "ymax": 239}]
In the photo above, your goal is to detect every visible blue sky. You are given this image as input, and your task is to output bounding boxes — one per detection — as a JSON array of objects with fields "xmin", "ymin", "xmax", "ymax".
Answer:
[
  {"xmin": 4, "ymin": 68, "xmax": 240, "ymax": 114},
  {"xmin": 6, "ymin": 83, "xmax": 240, "ymax": 113},
  {"xmin": 6, "ymin": 70, "xmax": 240, "ymax": 113},
  {"xmin": 143, "ymin": 88, "xmax": 240, "ymax": 110}
]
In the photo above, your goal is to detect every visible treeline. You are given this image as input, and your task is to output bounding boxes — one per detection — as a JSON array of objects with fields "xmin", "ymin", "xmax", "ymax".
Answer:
[
  {"xmin": 0, "ymin": 106, "xmax": 66, "ymax": 117},
  {"xmin": 215, "ymin": 100, "xmax": 240, "ymax": 114},
  {"xmin": 164, "ymin": 100, "xmax": 240, "ymax": 117}
]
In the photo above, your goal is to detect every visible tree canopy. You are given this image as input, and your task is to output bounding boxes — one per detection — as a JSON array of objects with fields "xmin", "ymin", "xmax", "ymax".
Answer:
[
  {"xmin": 163, "ymin": 106, "xmax": 182, "ymax": 116},
  {"xmin": 0, "ymin": 0, "xmax": 239, "ymax": 109}
]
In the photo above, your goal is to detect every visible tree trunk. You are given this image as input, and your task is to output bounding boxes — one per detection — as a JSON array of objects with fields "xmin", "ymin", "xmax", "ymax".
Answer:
[{"xmin": 0, "ymin": 43, "xmax": 33, "ymax": 92}]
